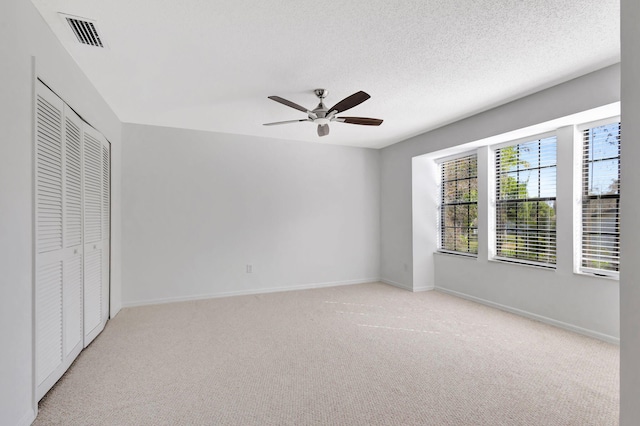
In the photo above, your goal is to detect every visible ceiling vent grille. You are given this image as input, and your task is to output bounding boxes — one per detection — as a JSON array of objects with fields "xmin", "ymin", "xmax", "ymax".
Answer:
[{"xmin": 62, "ymin": 15, "xmax": 104, "ymax": 48}]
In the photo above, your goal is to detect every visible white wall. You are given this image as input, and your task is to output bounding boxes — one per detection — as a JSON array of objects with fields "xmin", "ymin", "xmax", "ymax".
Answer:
[
  {"xmin": 0, "ymin": 1, "xmax": 122, "ymax": 424},
  {"xmin": 620, "ymin": 0, "xmax": 640, "ymax": 423},
  {"xmin": 380, "ymin": 65, "xmax": 621, "ymax": 339},
  {"xmin": 433, "ymin": 256, "xmax": 619, "ymax": 338},
  {"xmin": 121, "ymin": 124, "xmax": 380, "ymax": 306}
]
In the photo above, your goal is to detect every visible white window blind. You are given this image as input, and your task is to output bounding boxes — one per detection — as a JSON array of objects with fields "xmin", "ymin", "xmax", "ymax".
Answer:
[
  {"xmin": 495, "ymin": 136, "xmax": 557, "ymax": 266},
  {"xmin": 581, "ymin": 122, "xmax": 621, "ymax": 275},
  {"xmin": 439, "ymin": 154, "xmax": 478, "ymax": 255}
]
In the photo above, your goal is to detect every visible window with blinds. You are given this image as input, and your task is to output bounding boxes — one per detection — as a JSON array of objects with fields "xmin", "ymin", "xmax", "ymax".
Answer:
[
  {"xmin": 439, "ymin": 154, "xmax": 478, "ymax": 255},
  {"xmin": 581, "ymin": 121, "xmax": 621, "ymax": 275},
  {"xmin": 495, "ymin": 136, "xmax": 557, "ymax": 266}
]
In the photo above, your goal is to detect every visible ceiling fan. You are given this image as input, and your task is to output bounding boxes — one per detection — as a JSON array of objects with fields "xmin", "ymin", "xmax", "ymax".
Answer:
[{"xmin": 263, "ymin": 89, "xmax": 383, "ymax": 137}]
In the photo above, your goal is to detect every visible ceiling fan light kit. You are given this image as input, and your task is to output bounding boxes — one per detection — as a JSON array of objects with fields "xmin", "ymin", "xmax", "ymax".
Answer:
[{"xmin": 264, "ymin": 89, "xmax": 383, "ymax": 137}]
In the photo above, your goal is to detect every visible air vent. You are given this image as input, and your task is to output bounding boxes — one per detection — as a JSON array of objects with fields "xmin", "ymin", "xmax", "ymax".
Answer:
[{"xmin": 60, "ymin": 14, "xmax": 105, "ymax": 48}]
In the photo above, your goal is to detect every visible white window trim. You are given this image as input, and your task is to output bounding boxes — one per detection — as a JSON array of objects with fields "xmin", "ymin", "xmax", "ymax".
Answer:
[
  {"xmin": 435, "ymin": 150, "xmax": 479, "ymax": 165},
  {"xmin": 491, "ymin": 130, "xmax": 558, "ymax": 151},
  {"xmin": 576, "ymin": 116, "xmax": 621, "ymax": 133}
]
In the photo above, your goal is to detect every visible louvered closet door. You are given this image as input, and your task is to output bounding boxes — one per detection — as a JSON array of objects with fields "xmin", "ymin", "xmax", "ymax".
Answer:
[
  {"xmin": 101, "ymin": 138, "xmax": 111, "ymax": 324},
  {"xmin": 83, "ymin": 125, "xmax": 110, "ymax": 346},
  {"xmin": 63, "ymin": 107, "xmax": 84, "ymax": 361},
  {"xmin": 35, "ymin": 81, "xmax": 85, "ymax": 400}
]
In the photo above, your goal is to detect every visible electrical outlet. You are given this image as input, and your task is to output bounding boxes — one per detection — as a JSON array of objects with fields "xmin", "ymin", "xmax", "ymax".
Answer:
[{"xmin": 246, "ymin": 264, "xmax": 252, "ymax": 273}]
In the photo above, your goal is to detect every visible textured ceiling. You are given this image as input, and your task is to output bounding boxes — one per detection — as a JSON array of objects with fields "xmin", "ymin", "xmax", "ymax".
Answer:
[{"xmin": 30, "ymin": 0, "xmax": 620, "ymax": 148}]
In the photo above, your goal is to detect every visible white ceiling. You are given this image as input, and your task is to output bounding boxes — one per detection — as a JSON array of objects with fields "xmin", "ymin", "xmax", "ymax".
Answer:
[{"xmin": 30, "ymin": 0, "xmax": 620, "ymax": 149}]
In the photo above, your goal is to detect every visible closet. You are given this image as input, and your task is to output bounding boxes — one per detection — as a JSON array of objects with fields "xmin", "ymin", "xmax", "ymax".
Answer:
[{"xmin": 34, "ymin": 80, "xmax": 110, "ymax": 400}]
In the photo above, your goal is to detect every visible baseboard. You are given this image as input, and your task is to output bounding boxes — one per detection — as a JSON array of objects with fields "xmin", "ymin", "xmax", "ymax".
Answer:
[
  {"xmin": 122, "ymin": 278, "xmax": 381, "ymax": 308},
  {"xmin": 413, "ymin": 285, "xmax": 435, "ymax": 292},
  {"xmin": 380, "ymin": 278, "xmax": 412, "ymax": 291},
  {"xmin": 380, "ymin": 279, "xmax": 434, "ymax": 293},
  {"xmin": 110, "ymin": 302, "xmax": 122, "ymax": 319},
  {"xmin": 17, "ymin": 407, "xmax": 36, "ymax": 426},
  {"xmin": 435, "ymin": 286, "xmax": 620, "ymax": 345}
]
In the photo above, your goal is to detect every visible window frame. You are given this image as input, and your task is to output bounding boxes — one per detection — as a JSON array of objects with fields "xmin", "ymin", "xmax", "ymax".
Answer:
[
  {"xmin": 437, "ymin": 152, "xmax": 479, "ymax": 257},
  {"xmin": 577, "ymin": 117, "xmax": 621, "ymax": 278},
  {"xmin": 492, "ymin": 132, "xmax": 558, "ymax": 268}
]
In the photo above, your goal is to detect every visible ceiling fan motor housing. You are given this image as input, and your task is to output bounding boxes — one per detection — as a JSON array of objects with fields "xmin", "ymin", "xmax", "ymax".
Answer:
[{"xmin": 312, "ymin": 103, "xmax": 328, "ymax": 119}]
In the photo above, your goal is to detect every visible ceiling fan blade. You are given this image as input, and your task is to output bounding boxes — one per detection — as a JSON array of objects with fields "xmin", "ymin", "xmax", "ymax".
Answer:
[
  {"xmin": 263, "ymin": 119, "xmax": 311, "ymax": 126},
  {"xmin": 268, "ymin": 96, "xmax": 309, "ymax": 113},
  {"xmin": 328, "ymin": 91, "xmax": 370, "ymax": 114},
  {"xmin": 337, "ymin": 117, "xmax": 383, "ymax": 126},
  {"xmin": 317, "ymin": 124, "xmax": 330, "ymax": 137}
]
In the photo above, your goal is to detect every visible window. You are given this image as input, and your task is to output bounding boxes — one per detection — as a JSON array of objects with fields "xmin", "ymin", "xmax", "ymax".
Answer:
[
  {"xmin": 439, "ymin": 154, "xmax": 478, "ymax": 255},
  {"xmin": 581, "ymin": 121, "xmax": 621, "ymax": 275},
  {"xmin": 495, "ymin": 136, "xmax": 557, "ymax": 266}
]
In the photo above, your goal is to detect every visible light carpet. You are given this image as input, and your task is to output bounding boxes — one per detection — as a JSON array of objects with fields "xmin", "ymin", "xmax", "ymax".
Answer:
[{"xmin": 34, "ymin": 282, "xmax": 619, "ymax": 425}]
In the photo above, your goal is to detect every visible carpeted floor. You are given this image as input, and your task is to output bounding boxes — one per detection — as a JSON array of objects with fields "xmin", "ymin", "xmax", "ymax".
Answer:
[{"xmin": 34, "ymin": 282, "xmax": 619, "ymax": 425}]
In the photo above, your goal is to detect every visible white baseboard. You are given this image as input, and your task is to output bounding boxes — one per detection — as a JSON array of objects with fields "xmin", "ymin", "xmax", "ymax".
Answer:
[
  {"xmin": 414, "ymin": 285, "xmax": 435, "ymax": 292},
  {"xmin": 380, "ymin": 278, "xmax": 434, "ymax": 292},
  {"xmin": 435, "ymin": 286, "xmax": 620, "ymax": 344},
  {"xmin": 122, "ymin": 278, "xmax": 381, "ymax": 308},
  {"xmin": 110, "ymin": 302, "xmax": 122, "ymax": 319},
  {"xmin": 380, "ymin": 278, "xmax": 412, "ymax": 291},
  {"xmin": 17, "ymin": 408, "xmax": 36, "ymax": 426}
]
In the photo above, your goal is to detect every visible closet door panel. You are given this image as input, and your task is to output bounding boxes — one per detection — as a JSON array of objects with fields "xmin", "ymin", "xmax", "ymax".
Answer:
[
  {"xmin": 62, "ymin": 107, "xmax": 85, "ymax": 360},
  {"xmin": 35, "ymin": 260, "xmax": 63, "ymax": 390},
  {"xmin": 83, "ymin": 248, "xmax": 102, "ymax": 338},
  {"xmin": 83, "ymin": 131, "xmax": 102, "ymax": 245},
  {"xmin": 83, "ymin": 125, "xmax": 109, "ymax": 346},
  {"xmin": 64, "ymin": 115, "xmax": 83, "ymax": 248},
  {"xmin": 101, "ymin": 142, "xmax": 110, "ymax": 324},
  {"xmin": 35, "ymin": 81, "xmax": 65, "ymax": 400},
  {"xmin": 64, "ymin": 254, "xmax": 83, "ymax": 355},
  {"xmin": 36, "ymin": 87, "xmax": 63, "ymax": 255}
]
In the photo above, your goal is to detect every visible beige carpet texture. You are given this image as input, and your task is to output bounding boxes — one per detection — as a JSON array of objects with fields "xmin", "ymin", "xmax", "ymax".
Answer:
[{"xmin": 34, "ymin": 282, "xmax": 620, "ymax": 425}]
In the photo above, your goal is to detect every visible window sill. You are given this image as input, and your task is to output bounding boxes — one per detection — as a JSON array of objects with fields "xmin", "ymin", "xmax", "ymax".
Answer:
[
  {"xmin": 435, "ymin": 251, "xmax": 478, "ymax": 259},
  {"xmin": 489, "ymin": 257, "xmax": 556, "ymax": 271},
  {"xmin": 573, "ymin": 271, "xmax": 619, "ymax": 282}
]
